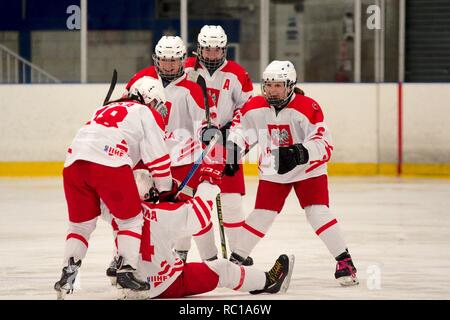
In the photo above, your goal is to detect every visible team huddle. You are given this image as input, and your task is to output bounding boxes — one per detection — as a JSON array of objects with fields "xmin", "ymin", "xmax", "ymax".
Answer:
[{"xmin": 54, "ymin": 25, "xmax": 358, "ymax": 300}]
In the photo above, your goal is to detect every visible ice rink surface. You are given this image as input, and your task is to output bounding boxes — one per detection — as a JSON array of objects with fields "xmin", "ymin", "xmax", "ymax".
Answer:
[{"xmin": 1, "ymin": 176, "xmax": 449, "ymax": 300}]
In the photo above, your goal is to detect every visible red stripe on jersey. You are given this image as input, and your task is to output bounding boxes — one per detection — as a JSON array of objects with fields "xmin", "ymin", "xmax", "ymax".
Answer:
[
  {"xmin": 66, "ymin": 233, "xmax": 88, "ymax": 248},
  {"xmin": 233, "ymin": 266, "xmax": 246, "ymax": 290},
  {"xmin": 242, "ymin": 223, "xmax": 265, "ymax": 238},
  {"xmin": 117, "ymin": 230, "xmax": 142, "ymax": 240},
  {"xmin": 221, "ymin": 61, "xmax": 254, "ymax": 93},
  {"xmin": 176, "ymin": 77, "xmax": 206, "ymax": 110},
  {"xmin": 193, "ymin": 222, "xmax": 213, "ymax": 236},
  {"xmin": 125, "ymin": 66, "xmax": 159, "ymax": 91},
  {"xmin": 190, "ymin": 200, "xmax": 207, "ymax": 229},
  {"xmin": 315, "ymin": 219, "xmax": 338, "ymax": 236},
  {"xmin": 145, "ymin": 154, "xmax": 170, "ymax": 168},
  {"xmin": 149, "ymin": 107, "xmax": 166, "ymax": 132},
  {"xmin": 151, "ymin": 201, "xmax": 185, "ymax": 211},
  {"xmin": 223, "ymin": 221, "xmax": 244, "ymax": 228},
  {"xmin": 239, "ymin": 96, "xmax": 270, "ymax": 117},
  {"xmin": 194, "ymin": 197, "xmax": 211, "ymax": 221},
  {"xmin": 149, "ymin": 161, "xmax": 171, "ymax": 173},
  {"xmin": 287, "ymin": 94, "xmax": 324, "ymax": 125},
  {"xmin": 152, "ymin": 171, "xmax": 171, "ymax": 178},
  {"xmin": 184, "ymin": 57, "xmax": 201, "ymax": 69}
]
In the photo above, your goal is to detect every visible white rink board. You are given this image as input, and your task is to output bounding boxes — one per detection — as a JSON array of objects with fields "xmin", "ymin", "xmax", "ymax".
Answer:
[
  {"xmin": 1, "ymin": 83, "xmax": 449, "ymax": 164},
  {"xmin": 0, "ymin": 176, "xmax": 449, "ymax": 300}
]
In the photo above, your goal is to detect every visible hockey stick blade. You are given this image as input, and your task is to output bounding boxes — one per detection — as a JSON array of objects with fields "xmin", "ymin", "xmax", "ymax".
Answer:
[{"xmin": 103, "ymin": 69, "xmax": 118, "ymax": 106}]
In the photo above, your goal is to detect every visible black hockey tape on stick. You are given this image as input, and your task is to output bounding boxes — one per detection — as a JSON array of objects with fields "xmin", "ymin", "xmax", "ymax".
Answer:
[{"xmin": 103, "ymin": 69, "xmax": 118, "ymax": 106}]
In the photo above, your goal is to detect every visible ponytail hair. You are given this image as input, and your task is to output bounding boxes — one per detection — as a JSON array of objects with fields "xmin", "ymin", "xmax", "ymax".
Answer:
[{"xmin": 294, "ymin": 86, "xmax": 305, "ymax": 95}]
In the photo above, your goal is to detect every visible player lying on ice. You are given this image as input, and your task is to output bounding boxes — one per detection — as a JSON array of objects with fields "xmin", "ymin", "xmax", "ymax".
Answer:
[
  {"xmin": 57, "ymin": 165, "xmax": 295, "ymax": 300},
  {"xmin": 111, "ymin": 167, "xmax": 295, "ymax": 300}
]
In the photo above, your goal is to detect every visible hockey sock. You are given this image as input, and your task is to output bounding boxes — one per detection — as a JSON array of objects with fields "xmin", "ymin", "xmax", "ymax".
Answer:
[
  {"xmin": 205, "ymin": 259, "xmax": 266, "ymax": 292},
  {"xmin": 64, "ymin": 217, "xmax": 98, "ymax": 265},
  {"xmin": 305, "ymin": 205, "xmax": 348, "ymax": 258},
  {"xmin": 221, "ymin": 193, "xmax": 245, "ymax": 252},
  {"xmin": 115, "ymin": 213, "xmax": 144, "ymax": 269},
  {"xmin": 193, "ymin": 222, "xmax": 219, "ymax": 260},
  {"xmin": 234, "ymin": 209, "xmax": 277, "ymax": 258}
]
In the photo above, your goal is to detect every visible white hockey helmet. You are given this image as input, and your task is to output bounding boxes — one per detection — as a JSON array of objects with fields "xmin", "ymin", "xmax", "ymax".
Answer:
[
  {"xmin": 152, "ymin": 36, "xmax": 187, "ymax": 81},
  {"xmin": 133, "ymin": 169, "xmax": 154, "ymax": 201},
  {"xmin": 261, "ymin": 60, "xmax": 297, "ymax": 108},
  {"xmin": 129, "ymin": 76, "xmax": 166, "ymax": 108},
  {"xmin": 197, "ymin": 25, "xmax": 228, "ymax": 71}
]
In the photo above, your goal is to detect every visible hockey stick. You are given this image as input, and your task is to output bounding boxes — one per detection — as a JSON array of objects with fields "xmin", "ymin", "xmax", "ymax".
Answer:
[
  {"xmin": 194, "ymin": 64, "xmax": 228, "ymax": 259},
  {"xmin": 103, "ymin": 69, "xmax": 118, "ymax": 106},
  {"xmin": 175, "ymin": 132, "xmax": 220, "ymax": 198}
]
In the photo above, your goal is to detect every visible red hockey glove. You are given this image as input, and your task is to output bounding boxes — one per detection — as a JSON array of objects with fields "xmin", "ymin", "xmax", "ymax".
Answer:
[{"xmin": 198, "ymin": 165, "xmax": 224, "ymax": 186}]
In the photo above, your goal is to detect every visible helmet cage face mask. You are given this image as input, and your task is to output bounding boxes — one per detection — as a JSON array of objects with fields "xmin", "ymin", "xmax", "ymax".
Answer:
[
  {"xmin": 261, "ymin": 80, "xmax": 295, "ymax": 108},
  {"xmin": 153, "ymin": 36, "xmax": 187, "ymax": 82},
  {"xmin": 197, "ymin": 45, "xmax": 227, "ymax": 72},
  {"xmin": 152, "ymin": 54, "xmax": 186, "ymax": 81}
]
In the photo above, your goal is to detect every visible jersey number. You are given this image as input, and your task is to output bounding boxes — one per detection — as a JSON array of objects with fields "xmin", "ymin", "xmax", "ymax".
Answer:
[
  {"xmin": 141, "ymin": 217, "xmax": 155, "ymax": 262},
  {"xmin": 93, "ymin": 106, "xmax": 128, "ymax": 128}
]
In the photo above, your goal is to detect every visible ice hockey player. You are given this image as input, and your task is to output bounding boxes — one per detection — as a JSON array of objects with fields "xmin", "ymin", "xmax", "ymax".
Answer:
[
  {"xmin": 225, "ymin": 60, "xmax": 359, "ymax": 286},
  {"xmin": 54, "ymin": 77, "xmax": 176, "ymax": 300},
  {"xmin": 102, "ymin": 166, "xmax": 295, "ymax": 300},
  {"xmin": 182, "ymin": 25, "xmax": 254, "ymax": 266},
  {"xmin": 123, "ymin": 35, "xmax": 219, "ymax": 264}
]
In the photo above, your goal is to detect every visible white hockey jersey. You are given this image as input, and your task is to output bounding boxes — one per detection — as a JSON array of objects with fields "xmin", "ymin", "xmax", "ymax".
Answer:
[
  {"xmin": 126, "ymin": 67, "xmax": 217, "ymax": 167},
  {"xmin": 64, "ymin": 101, "xmax": 173, "ymax": 192},
  {"xmin": 228, "ymin": 94, "xmax": 334, "ymax": 183},
  {"xmin": 185, "ymin": 58, "xmax": 253, "ymax": 127},
  {"xmin": 102, "ymin": 182, "xmax": 221, "ymax": 298}
]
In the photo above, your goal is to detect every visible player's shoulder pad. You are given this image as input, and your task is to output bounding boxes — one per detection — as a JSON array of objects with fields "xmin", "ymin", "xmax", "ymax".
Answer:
[
  {"xmin": 126, "ymin": 66, "xmax": 158, "ymax": 90},
  {"xmin": 221, "ymin": 61, "xmax": 253, "ymax": 91},
  {"xmin": 184, "ymin": 57, "xmax": 198, "ymax": 69},
  {"xmin": 288, "ymin": 94, "xmax": 324, "ymax": 125},
  {"xmin": 139, "ymin": 104, "xmax": 166, "ymax": 132},
  {"xmin": 239, "ymin": 95, "xmax": 269, "ymax": 117},
  {"xmin": 176, "ymin": 77, "xmax": 205, "ymax": 109}
]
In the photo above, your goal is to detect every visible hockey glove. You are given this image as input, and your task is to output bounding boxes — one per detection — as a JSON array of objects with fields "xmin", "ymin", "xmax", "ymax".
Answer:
[
  {"xmin": 199, "ymin": 165, "xmax": 224, "ymax": 186},
  {"xmin": 224, "ymin": 142, "xmax": 242, "ymax": 177},
  {"xmin": 201, "ymin": 126, "xmax": 221, "ymax": 146},
  {"xmin": 158, "ymin": 179, "xmax": 179, "ymax": 202},
  {"xmin": 273, "ymin": 144, "xmax": 309, "ymax": 175},
  {"xmin": 219, "ymin": 121, "xmax": 233, "ymax": 145}
]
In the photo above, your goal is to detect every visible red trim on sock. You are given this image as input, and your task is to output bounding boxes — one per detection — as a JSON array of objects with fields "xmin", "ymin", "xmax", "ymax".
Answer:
[
  {"xmin": 223, "ymin": 221, "xmax": 244, "ymax": 228},
  {"xmin": 193, "ymin": 222, "xmax": 213, "ymax": 236},
  {"xmin": 233, "ymin": 266, "xmax": 246, "ymax": 290},
  {"xmin": 242, "ymin": 223, "xmax": 265, "ymax": 238},
  {"xmin": 315, "ymin": 219, "xmax": 338, "ymax": 235},
  {"xmin": 66, "ymin": 233, "xmax": 88, "ymax": 248}
]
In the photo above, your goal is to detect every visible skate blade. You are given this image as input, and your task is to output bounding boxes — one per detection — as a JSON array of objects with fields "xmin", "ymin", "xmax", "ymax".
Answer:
[
  {"xmin": 117, "ymin": 288, "xmax": 150, "ymax": 300},
  {"xmin": 337, "ymin": 275, "xmax": 359, "ymax": 287},
  {"xmin": 280, "ymin": 254, "xmax": 295, "ymax": 294}
]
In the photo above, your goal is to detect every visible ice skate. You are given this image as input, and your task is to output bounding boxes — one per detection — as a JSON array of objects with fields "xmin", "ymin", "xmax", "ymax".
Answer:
[
  {"xmin": 106, "ymin": 257, "xmax": 118, "ymax": 286},
  {"xmin": 335, "ymin": 252, "xmax": 359, "ymax": 286},
  {"xmin": 54, "ymin": 257, "xmax": 82, "ymax": 300},
  {"xmin": 116, "ymin": 256, "xmax": 150, "ymax": 300},
  {"xmin": 250, "ymin": 254, "xmax": 295, "ymax": 294},
  {"xmin": 229, "ymin": 252, "xmax": 254, "ymax": 266}
]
